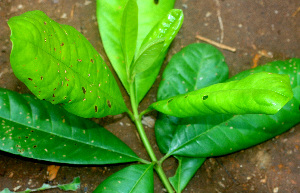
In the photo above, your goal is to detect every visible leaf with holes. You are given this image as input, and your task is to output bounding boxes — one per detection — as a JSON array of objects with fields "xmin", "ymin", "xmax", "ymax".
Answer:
[
  {"xmin": 8, "ymin": 10, "xmax": 127, "ymax": 118},
  {"xmin": 156, "ymin": 58, "xmax": 299, "ymax": 158},
  {"xmin": 151, "ymin": 72, "xmax": 293, "ymax": 117},
  {"xmin": 94, "ymin": 164, "xmax": 154, "ymax": 193},
  {"xmin": 96, "ymin": 0, "xmax": 176, "ymax": 94},
  {"xmin": 169, "ymin": 156, "xmax": 206, "ymax": 193},
  {"xmin": 0, "ymin": 88, "xmax": 141, "ymax": 164}
]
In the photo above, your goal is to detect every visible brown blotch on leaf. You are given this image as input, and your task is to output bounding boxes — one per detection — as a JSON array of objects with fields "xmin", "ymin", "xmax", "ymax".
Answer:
[
  {"xmin": 44, "ymin": 21, "xmax": 47, "ymax": 25},
  {"xmin": 41, "ymin": 76, "xmax": 43, "ymax": 80},
  {"xmin": 167, "ymin": 98, "xmax": 173, "ymax": 103},
  {"xmin": 61, "ymin": 42, "xmax": 64, "ymax": 46},
  {"xmin": 33, "ymin": 145, "xmax": 37, "ymax": 148},
  {"xmin": 90, "ymin": 59, "xmax": 94, "ymax": 63},
  {"xmin": 82, "ymin": 87, "xmax": 86, "ymax": 94},
  {"xmin": 107, "ymin": 100, "xmax": 112, "ymax": 108},
  {"xmin": 77, "ymin": 59, "xmax": 82, "ymax": 62},
  {"xmin": 95, "ymin": 105, "xmax": 98, "ymax": 113},
  {"xmin": 28, "ymin": 78, "xmax": 33, "ymax": 81},
  {"xmin": 52, "ymin": 94, "xmax": 55, "ymax": 97}
]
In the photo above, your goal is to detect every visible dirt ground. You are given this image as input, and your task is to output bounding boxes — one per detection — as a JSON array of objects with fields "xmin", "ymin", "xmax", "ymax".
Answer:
[{"xmin": 0, "ymin": 0, "xmax": 299, "ymax": 192}]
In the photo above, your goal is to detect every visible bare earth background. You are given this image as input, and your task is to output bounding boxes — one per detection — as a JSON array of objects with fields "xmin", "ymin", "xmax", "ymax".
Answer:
[{"xmin": 0, "ymin": 0, "xmax": 299, "ymax": 192}]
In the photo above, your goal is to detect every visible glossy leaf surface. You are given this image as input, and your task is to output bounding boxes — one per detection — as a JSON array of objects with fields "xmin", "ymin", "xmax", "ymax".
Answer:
[
  {"xmin": 134, "ymin": 9, "xmax": 184, "ymax": 103},
  {"xmin": 151, "ymin": 72, "xmax": 293, "ymax": 117},
  {"xmin": 155, "ymin": 43, "xmax": 229, "ymax": 153},
  {"xmin": 9, "ymin": 10, "xmax": 127, "ymax": 118},
  {"xmin": 0, "ymin": 88, "xmax": 140, "ymax": 164},
  {"xmin": 94, "ymin": 164, "xmax": 153, "ymax": 193},
  {"xmin": 169, "ymin": 156, "xmax": 206, "ymax": 193},
  {"xmin": 97, "ymin": 0, "xmax": 175, "ymax": 93},
  {"xmin": 156, "ymin": 56, "xmax": 299, "ymax": 157},
  {"xmin": 120, "ymin": 0, "xmax": 138, "ymax": 70}
]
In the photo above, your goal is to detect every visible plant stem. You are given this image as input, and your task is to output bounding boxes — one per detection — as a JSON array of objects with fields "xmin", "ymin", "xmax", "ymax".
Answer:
[{"xmin": 129, "ymin": 83, "xmax": 174, "ymax": 193}]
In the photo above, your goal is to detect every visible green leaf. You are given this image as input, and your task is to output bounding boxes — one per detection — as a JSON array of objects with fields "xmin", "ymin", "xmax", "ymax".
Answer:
[
  {"xmin": 97, "ymin": 0, "xmax": 176, "ymax": 94},
  {"xmin": 94, "ymin": 164, "xmax": 154, "ymax": 193},
  {"xmin": 0, "ymin": 189, "xmax": 11, "ymax": 193},
  {"xmin": 0, "ymin": 88, "xmax": 140, "ymax": 164},
  {"xmin": 8, "ymin": 10, "xmax": 127, "ymax": 118},
  {"xmin": 157, "ymin": 58, "xmax": 300, "ymax": 157},
  {"xmin": 58, "ymin": 177, "xmax": 81, "ymax": 191},
  {"xmin": 151, "ymin": 72, "xmax": 293, "ymax": 117},
  {"xmin": 130, "ymin": 38, "xmax": 165, "ymax": 78},
  {"xmin": 120, "ymin": 0, "xmax": 138, "ymax": 70},
  {"xmin": 134, "ymin": 9, "xmax": 184, "ymax": 103},
  {"xmin": 155, "ymin": 43, "xmax": 229, "ymax": 153},
  {"xmin": 169, "ymin": 156, "xmax": 206, "ymax": 193}
]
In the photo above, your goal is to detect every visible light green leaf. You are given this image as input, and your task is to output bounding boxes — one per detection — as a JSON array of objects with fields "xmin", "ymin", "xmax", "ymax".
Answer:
[
  {"xmin": 97, "ymin": 0, "xmax": 176, "ymax": 93},
  {"xmin": 135, "ymin": 9, "xmax": 184, "ymax": 103},
  {"xmin": 120, "ymin": 0, "xmax": 138, "ymax": 70},
  {"xmin": 58, "ymin": 177, "xmax": 81, "ymax": 191},
  {"xmin": 169, "ymin": 156, "xmax": 206, "ymax": 193},
  {"xmin": 8, "ymin": 10, "xmax": 127, "ymax": 118},
  {"xmin": 0, "ymin": 88, "xmax": 140, "ymax": 164},
  {"xmin": 130, "ymin": 38, "xmax": 165, "ymax": 78},
  {"xmin": 151, "ymin": 72, "xmax": 293, "ymax": 117},
  {"xmin": 94, "ymin": 164, "xmax": 154, "ymax": 193}
]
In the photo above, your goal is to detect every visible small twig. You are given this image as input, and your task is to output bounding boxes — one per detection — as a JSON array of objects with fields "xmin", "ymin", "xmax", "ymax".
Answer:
[
  {"xmin": 196, "ymin": 35, "xmax": 236, "ymax": 52},
  {"xmin": 292, "ymin": 7, "xmax": 300, "ymax": 17},
  {"xmin": 214, "ymin": 0, "xmax": 224, "ymax": 43}
]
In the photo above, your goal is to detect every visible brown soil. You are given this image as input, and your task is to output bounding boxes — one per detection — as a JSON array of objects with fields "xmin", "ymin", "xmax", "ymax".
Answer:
[{"xmin": 0, "ymin": 0, "xmax": 299, "ymax": 192}]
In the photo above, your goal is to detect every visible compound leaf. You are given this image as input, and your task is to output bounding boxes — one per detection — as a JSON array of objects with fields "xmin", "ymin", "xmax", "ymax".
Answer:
[
  {"xmin": 94, "ymin": 164, "xmax": 154, "ymax": 193},
  {"xmin": 0, "ymin": 88, "xmax": 140, "ymax": 164},
  {"xmin": 8, "ymin": 10, "xmax": 127, "ymax": 118}
]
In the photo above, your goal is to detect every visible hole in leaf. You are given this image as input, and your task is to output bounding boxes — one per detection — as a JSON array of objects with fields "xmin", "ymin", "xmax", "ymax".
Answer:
[
  {"xmin": 154, "ymin": 0, "xmax": 159, "ymax": 4},
  {"xmin": 202, "ymin": 95, "xmax": 208, "ymax": 100},
  {"xmin": 167, "ymin": 98, "xmax": 173, "ymax": 103},
  {"xmin": 82, "ymin": 87, "xmax": 86, "ymax": 94},
  {"xmin": 95, "ymin": 105, "xmax": 98, "ymax": 113},
  {"xmin": 107, "ymin": 100, "xmax": 111, "ymax": 108}
]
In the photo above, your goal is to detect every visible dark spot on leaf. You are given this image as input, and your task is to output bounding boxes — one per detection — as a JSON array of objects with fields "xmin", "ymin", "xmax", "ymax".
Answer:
[
  {"xmin": 33, "ymin": 145, "xmax": 37, "ymax": 148},
  {"xmin": 44, "ymin": 21, "xmax": 47, "ymax": 25},
  {"xmin": 82, "ymin": 87, "xmax": 86, "ymax": 94},
  {"xmin": 154, "ymin": 0, "xmax": 159, "ymax": 4},
  {"xmin": 54, "ymin": 48, "xmax": 56, "ymax": 51},
  {"xmin": 25, "ymin": 136, "xmax": 29, "ymax": 139},
  {"xmin": 77, "ymin": 59, "xmax": 82, "ymax": 62},
  {"xmin": 16, "ymin": 145, "xmax": 20, "ymax": 147},
  {"xmin": 167, "ymin": 98, "xmax": 173, "ymax": 103},
  {"xmin": 68, "ymin": 100, "xmax": 72, "ymax": 103},
  {"xmin": 107, "ymin": 100, "xmax": 111, "ymax": 108},
  {"xmin": 18, "ymin": 136, "xmax": 21, "ymax": 139},
  {"xmin": 52, "ymin": 94, "xmax": 55, "ymax": 97},
  {"xmin": 95, "ymin": 105, "xmax": 98, "ymax": 113},
  {"xmin": 90, "ymin": 59, "xmax": 94, "ymax": 63},
  {"xmin": 74, "ymin": 144, "xmax": 77, "ymax": 146},
  {"xmin": 61, "ymin": 42, "xmax": 64, "ymax": 46},
  {"xmin": 54, "ymin": 88, "xmax": 56, "ymax": 91},
  {"xmin": 202, "ymin": 95, "xmax": 208, "ymax": 100},
  {"xmin": 44, "ymin": 38, "xmax": 46, "ymax": 42},
  {"xmin": 41, "ymin": 76, "xmax": 43, "ymax": 80},
  {"xmin": 28, "ymin": 78, "xmax": 33, "ymax": 81},
  {"xmin": 184, "ymin": 95, "xmax": 188, "ymax": 98}
]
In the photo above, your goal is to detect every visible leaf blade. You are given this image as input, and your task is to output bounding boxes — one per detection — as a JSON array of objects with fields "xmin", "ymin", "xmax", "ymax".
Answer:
[
  {"xmin": 0, "ymin": 88, "xmax": 140, "ymax": 164},
  {"xmin": 8, "ymin": 10, "xmax": 127, "ymax": 118},
  {"xmin": 94, "ymin": 164, "xmax": 154, "ymax": 193},
  {"xmin": 151, "ymin": 72, "xmax": 293, "ymax": 117}
]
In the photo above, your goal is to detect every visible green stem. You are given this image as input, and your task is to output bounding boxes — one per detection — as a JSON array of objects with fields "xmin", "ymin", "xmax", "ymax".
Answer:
[{"xmin": 129, "ymin": 83, "xmax": 174, "ymax": 193}]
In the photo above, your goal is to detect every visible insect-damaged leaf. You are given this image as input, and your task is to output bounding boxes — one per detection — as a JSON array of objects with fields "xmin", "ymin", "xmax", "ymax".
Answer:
[
  {"xmin": 8, "ymin": 10, "xmax": 127, "ymax": 118},
  {"xmin": 94, "ymin": 164, "xmax": 154, "ymax": 193},
  {"xmin": 96, "ymin": 0, "xmax": 177, "ymax": 95},
  {"xmin": 156, "ymin": 56, "xmax": 300, "ymax": 158},
  {"xmin": 151, "ymin": 72, "xmax": 293, "ymax": 117},
  {"xmin": 0, "ymin": 88, "xmax": 140, "ymax": 164}
]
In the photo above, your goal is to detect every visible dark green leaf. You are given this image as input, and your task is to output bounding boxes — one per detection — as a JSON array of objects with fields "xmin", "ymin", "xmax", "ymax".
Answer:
[
  {"xmin": 97, "ymin": 0, "xmax": 175, "ymax": 93},
  {"xmin": 0, "ymin": 88, "xmax": 140, "ymax": 164},
  {"xmin": 130, "ymin": 38, "xmax": 165, "ymax": 78},
  {"xmin": 135, "ymin": 9, "xmax": 184, "ymax": 103},
  {"xmin": 155, "ymin": 43, "xmax": 229, "ymax": 153},
  {"xmin": 158, "ymin": 58, "xmax": 299, "ymax": 157},
  {"xmin": 8, "ymin": 10, "xmax": 127, "ymax": 118},
  {"xmin": 169, "ymin": 156, "xmax": 206, "ymax": 193},
  {"xmin": 151, "ymin": 72, "xmax": 293, "ymax": 117},
  {"xmin": 120, "ymin": 0, "xmax": 138, "ymax": 70},
  {"xmin": 94, "ymin": 164, "xmax": 154, "ymax": 193}
]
